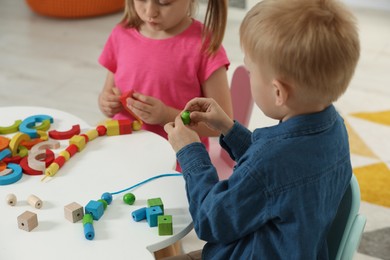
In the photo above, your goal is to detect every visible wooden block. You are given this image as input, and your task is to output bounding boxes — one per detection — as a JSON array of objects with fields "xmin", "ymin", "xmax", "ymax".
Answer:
[
  {"xmin": 85, "ymin": 129, "xmax": 99, "ymax": 141},
  {"xmin": 64, "ymin": 202, "xmax": 84, "ymax": 223},
  {"xmin": 69, "ymin": 135, "xmax": 86, "ymax": 152},
  {"xmin": 158, "ymin": 215, "xmax": 173, "ymax": 236},
  {"xmin": 105, "ymin": 120, "xmax": 120, "ymax": 136},
  {"xmin": 146, "ymin": 206, "xmax": 163, "ymax": 227},
  {"xmin": 147, "ymin": 197, "xmax": 164, "ymax": 213},
  {"xmin": 17, "ymin": 211, "xmax": 38, "ymax": 232},
  {"xmin": 85, "ymin": 200, "xmax": 104, "ymax": 220},
  {"xmin": 9, "ymin": 133, "xmax": 30, "ymax": 156},
  {"xmin": 118, "ymin": 120, "xmax": 132, "ymax": 135}
]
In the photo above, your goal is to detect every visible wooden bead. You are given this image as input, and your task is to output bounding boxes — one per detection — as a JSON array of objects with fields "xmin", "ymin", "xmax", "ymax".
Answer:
[
  {"xmin": 181, "ymin": 111, "xmax": 191, "ymax": 125},
  {"xmin": 17, "ymin": 211, "xmax": 38, "ymax": 232},
  {"xmin": 64, "ymin": 202, "xmax": 84, "ymax": 223},
  {"xmin": 27, "ymin": 194, "xmax": 43, "ymax": 209},
  {"xmin": 6, "ymin": 193, "xmax": 17, "ymax": 206}
]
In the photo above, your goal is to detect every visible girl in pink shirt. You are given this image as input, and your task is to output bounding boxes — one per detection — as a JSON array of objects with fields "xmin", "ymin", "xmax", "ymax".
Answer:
[{"xmin": 98, "ymin": 0, "xmax": 233, "ymax": 149}]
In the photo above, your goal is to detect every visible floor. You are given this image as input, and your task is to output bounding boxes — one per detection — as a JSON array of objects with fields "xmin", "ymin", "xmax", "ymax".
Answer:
[{"xmin": 1, "ymin": 0, "xmax": 389, "ymax": 259}]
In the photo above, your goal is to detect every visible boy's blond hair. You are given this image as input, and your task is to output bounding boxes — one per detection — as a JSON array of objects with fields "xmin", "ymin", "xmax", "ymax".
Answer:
[
  {"xmin": 240, "ymin": 0, "xmax": 360, "ymax": 103},
  {"xmin": 122, "ymin": 0, "xmax": 227, "ymax": 55}
]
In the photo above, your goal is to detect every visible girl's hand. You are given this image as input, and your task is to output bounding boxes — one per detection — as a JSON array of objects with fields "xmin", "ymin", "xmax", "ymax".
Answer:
[
  {"xmin": 125, "ymin": 92, "xmax": 171, "ymax": 125},
  {"xmin": 185, "ymin": 98, "xmax": 234, "ymax": 136},
  {"xmin": 164, "ymin": 116, "xmax": 201, "ymax": 153},
  {"xmin": 98, "ymin": 87, "xmax": 122, "ymax": 117}
]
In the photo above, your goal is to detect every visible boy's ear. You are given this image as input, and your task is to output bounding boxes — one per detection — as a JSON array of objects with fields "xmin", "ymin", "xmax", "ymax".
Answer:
[{"xmin": 272, "ymin": 79, "xmax": 289, "ymax": 106}]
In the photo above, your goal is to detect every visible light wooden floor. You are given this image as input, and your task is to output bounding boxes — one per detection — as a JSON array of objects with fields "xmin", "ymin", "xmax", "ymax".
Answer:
[{"xmin": 1, "ymin": 1, "xmax": 389, "ymax": 259}]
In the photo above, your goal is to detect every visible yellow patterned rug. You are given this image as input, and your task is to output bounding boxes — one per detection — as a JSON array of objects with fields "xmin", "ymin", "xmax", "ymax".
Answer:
[{"xmin": 346, "ymin": 110, "xmax": 390, "ymax": 208}]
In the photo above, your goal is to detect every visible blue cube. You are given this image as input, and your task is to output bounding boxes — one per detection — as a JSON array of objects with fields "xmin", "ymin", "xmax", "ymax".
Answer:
[
  {"xmin": 85, "ymin": 200, "xmax": 104, "ymax": 220},
  {"xmin": 146, "ymin": 206, "xmax": 163, "ymax": 227}
]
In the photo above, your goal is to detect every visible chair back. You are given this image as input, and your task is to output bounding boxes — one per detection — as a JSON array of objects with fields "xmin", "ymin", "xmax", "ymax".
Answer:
[
  {"xmin": 326, "ymin": 174, "xmax": 367, "ymax": 260},
  {"xmin": 220, "ymin": 66, "xmax": 254, "ymax": 168}
]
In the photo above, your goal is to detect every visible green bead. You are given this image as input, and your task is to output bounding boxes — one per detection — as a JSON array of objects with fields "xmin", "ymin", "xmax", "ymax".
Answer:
[
  {"xmin": 123, "ymin": 193, "xmax": 136, "ymax": 205},
  {"xmin": 82, "ymin": 213, "xmax": 93, "ymax": 226},
  {"xmin": 181, "ymin": 111, "xmax": 191, "ymax": 125},
  {"xmin": 98, "ymin": 199, "xmax": 108, "ymax": 210}
]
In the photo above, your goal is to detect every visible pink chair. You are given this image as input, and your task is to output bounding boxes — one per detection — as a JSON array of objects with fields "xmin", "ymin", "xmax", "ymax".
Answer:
[{"xmin": 209, "ymin": 65, "xmax": 254, "ymax": 180}]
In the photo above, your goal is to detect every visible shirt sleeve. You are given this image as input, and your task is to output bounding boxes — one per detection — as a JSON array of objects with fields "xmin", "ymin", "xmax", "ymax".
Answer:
[
  {"xmin": 98, "ymin": 26, "xmax": 118, "ymax": 73},
  {"xmin": 177, "ymin": 142, "xmax": 270, "ymax": 244},
  {"xmin": 220, "ymin": 121, "xmax": 252, "ymax": 162},
  {"xmin": 197, "ymin": 45, "xmax": 230, "ymax": 84}
]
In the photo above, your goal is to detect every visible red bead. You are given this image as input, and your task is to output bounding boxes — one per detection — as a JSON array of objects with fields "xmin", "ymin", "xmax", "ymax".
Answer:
[
  {"xmin": 65, "ymin": 144, "xmax": 78, "ymax": 157},
  {"xmin": 96, "ymin": 125, "xmax": 107, "ymax": 136}
]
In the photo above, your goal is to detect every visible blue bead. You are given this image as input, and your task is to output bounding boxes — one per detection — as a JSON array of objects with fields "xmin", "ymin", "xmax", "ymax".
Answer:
[
  {"xmin": 84, "ymin": 223, "xmax": 95, "ymax": 240},
  {"xmin": 132, "ymin": 207, "xmax": 147, "ymax": 222},
  {"xmin": 85, "ymin": 200, "xmax": 104, "ymax": 220},
  {"xmin": 146, "ymin": 206, "xmax": 163, "ymax": 227},
  {"xmin": 101, "ymin": 192, "xmax": 113, "ymax": 205}
]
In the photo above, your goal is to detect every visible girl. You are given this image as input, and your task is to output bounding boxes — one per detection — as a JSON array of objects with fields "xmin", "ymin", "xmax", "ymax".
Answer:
[{"xmin": 98, "ymin": 0, "xmax": 233, "ymax": 149}]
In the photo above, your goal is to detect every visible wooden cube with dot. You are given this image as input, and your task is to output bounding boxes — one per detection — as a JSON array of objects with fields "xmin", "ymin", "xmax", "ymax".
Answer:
[
  {"xmin": 64, "ymin": 202, "xmax": 84, "ymax": 223},
  {"xmin": 158, "ymin": 215, "xmax": 173, "ymax": 236},
  {"xmin": 147, "ymin": 197, "xmax": 164, "ymax": 213},
  {"xmin": 17, "ymin": 211, "xmax": 38, "ymax": 232}
]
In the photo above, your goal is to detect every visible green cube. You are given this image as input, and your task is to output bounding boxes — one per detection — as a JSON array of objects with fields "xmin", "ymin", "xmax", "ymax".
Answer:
[
  {"xmin": 147, "ymin": 198, "xmax": 164, "ymax": 213},
  {"xmin": 158, "ymin": 215, "xmax": 173, "ymax": 236}
]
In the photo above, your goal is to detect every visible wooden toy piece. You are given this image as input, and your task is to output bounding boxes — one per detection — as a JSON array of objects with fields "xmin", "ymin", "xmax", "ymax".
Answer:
[
  {"xmin": 6, "ymin": 193, "xmax": 17, "ymax": 206},
  {"xmin": 181, "ymin": 110, "xmax": 191, "ymax": 125},
  {"xmin": 69, "ymin": 135, "xmax": 86, "ymax": 152},
  {"xmin": 27, "ymin": 149, "xmax": 56, "ymax": 173},
  {"xmin": 158, "ymin": 215, "xmax": 173, "ymax": 236},
  {"xmin": 0, "ymin": 163, "xmax": 23, "ymax": 185},
  {"xmin": 0, "ymin": 119, "xmax": 22, "ymax": 134},
  {"xmin": 64, "ymin": 202, "xmax": 84, "ymax": 223},
  {"xmin": 9, "ymin": 133, "xmax": 30, "ymax": 156},
  {"xmin": 85, "ymin": 200, "xmax": 104, "ymax": 220},
  {"xmin": 27, "ymin": 194, "xmax": 43, "ymax": 209},
  {"xmin": 120, "ymin": 90, "xmax": 143, "ymax": 125},
  {"xmin": 132, "ymin": 207, "xmax": 147, "ymax": 222},
  {"xmin": 96, "ymin": 125, "xmax": 107, "ymax": 136},
  {"xmin": 21, "ymin": 149, "xmax": 55, "ymax": 175},
  {"xmin": 146, "ymin": 206, "xmax": 163, "ymax": 227},
  {"xmin": 44, "ymin": 162, "xmax": 59, "ymax": 178},
  {"xmin": 0, "ymin": 168, "xmax": 13, "ymax": 176},
  {"xmin": 85, "ymin": 129, "xmax": 99, "ymax": 142},
  {"xmin": 48, "ymin": 124, "xmax": 80, "ymax": 140},
  {"xmin": 19, "ymin": 137, "xmax": 43, "ymax": 150},
  {"xmin": 0, "ymin": 148, "xmax": 11, "ymax": 161},
  {"xmin": 16, "ymin": 145, "xmax": 29, "ymax": 158},
  {"xmin": 83, "ymin": 223, "xmax": 95, "ymax": 240},
  {"xmin": 17, "ymin": 211, "xmax": 38, "ymax": 232},
  {"xmin": 105, "ymin": 120, "xmax": 120, "ymax": 136},
  {"xmin": 2, "ymin": 155, "xmax": 23, "ymax": 164},
  {"xmin": 19, "ymin": 114, "xmax": 53, "ymax": 138},
  {"xmin": 123, "ymin": 193, "xmax": 136, "ymax": 205},
  {"xmin": 59, "ymin": 150, "xmax": 70, "ymax": 161},
  {"xmin": 118, "ymin": 120, "xmax": 132, "ymax": 134},
  {"xmin": 31, "ymin": 140, "xmax": 60, "ymax": 153},
  {"xmin": 0, "ymin": 136, "xmax": 10, "ymax": 151},
  {"xmin": 80, "ymin": 134, "xmax": 89, "ymax": 143},
  {"xmin": 65, "ymin": 144, "xmax": 78, "ymax": 157},
  {"xmin": 101, "ymin": 192, "xmax": 113, "ymax": 205},
  {"xmin": 0, "ymin": 161, "xmax": 6, "ymax": 172},
  {"xmin": 37, "ymin": 130, "xmax": 49, "ymax": 141},
  {"xmin": 34, "ymin": 119, "xmax": 51, "ymax": 131},
  {"xmin": 147, "ymin": 197, "xmax": 164, "ymax": 213},
  {"xmin": 132, "ymin": 120, "xmax": 142, "ymax": 131}
]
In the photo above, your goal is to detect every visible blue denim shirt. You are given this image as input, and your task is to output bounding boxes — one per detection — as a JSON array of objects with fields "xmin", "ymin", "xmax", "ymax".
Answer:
[{"xmin": 176, "ymin": 105, "xmax": 352, "ymax": 260}]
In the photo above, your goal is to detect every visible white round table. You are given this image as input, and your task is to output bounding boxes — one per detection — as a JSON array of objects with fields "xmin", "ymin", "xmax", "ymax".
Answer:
[{"xmin": 0, "ymin": 106, "xmax": 193, "ymax": 260}]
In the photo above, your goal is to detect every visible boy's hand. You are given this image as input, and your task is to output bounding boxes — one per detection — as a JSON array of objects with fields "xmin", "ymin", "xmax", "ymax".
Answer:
[
  {"xmin": 125, "ymin": 92, "xmax": 170, "ymax": 125},
  {"xmin": 98, "ymin": 87, "xmax": 122, "ymax": 117},
  {"xmin": 164, "ymin": 116, "xmax": 201, "ymax": 153},
  {"xmin": 185, "ymin": 98, "xmax": 234, "ymax": 136}
]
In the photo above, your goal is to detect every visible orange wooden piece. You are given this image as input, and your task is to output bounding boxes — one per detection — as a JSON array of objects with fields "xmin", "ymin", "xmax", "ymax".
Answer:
[
  {"xmin": 20, "ymin": 138, "xmax": 44, "ymax": 150},
  {"xmin": 0, "ymin": 161, "xmax": 7, "ymax": 171},
  {"xmin": 0, "ymin": 136, "xmax": 10, "ymax": 151}
]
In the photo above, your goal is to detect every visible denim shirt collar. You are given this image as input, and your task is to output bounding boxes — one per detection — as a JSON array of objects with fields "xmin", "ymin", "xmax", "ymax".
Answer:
[{"xmin": 252, "ymin": 105, "xmax": 338, "ymax": 141}]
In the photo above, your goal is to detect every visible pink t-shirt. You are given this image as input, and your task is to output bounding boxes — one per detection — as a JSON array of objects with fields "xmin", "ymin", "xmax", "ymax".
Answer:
[{"xmin": 99, "ymin": 19, "xmax": 230, "ymax": 146}]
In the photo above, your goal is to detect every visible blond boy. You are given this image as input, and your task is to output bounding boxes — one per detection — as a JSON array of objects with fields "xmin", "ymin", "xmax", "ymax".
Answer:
[{"xmin": 164, "ymin": 0, "xmax": 360, "ymax": 259}]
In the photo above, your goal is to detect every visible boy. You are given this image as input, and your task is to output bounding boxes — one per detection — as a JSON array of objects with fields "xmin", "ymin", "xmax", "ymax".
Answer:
[{"xmin": 164, "ymin": 0, "xmax": 360, "ymax": 259}]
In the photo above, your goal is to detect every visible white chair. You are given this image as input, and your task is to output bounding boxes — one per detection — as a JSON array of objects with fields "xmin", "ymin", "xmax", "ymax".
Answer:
[{"xmin": 209, "ymin": 65, "xmax": 254, "ymax": 180}]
